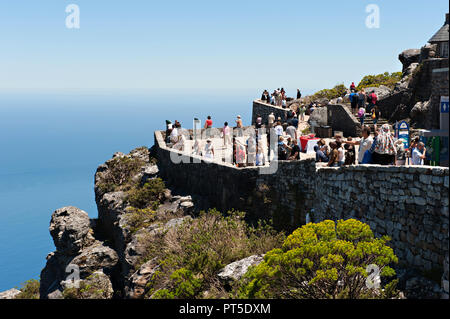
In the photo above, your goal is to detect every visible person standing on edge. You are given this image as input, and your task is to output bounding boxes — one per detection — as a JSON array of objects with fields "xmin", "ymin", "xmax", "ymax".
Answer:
[
  {"xmin": 345, "ymin": 126, "xmax": 373, "ymax": 164},
  {"xmin": 411, "ymin": 142, "xmax": 427, "ymax": 165},
  {"xmin": 268, "ymin": 112, "xmax": 275, "ymax": 128},
  {"xmin": 204, "ymin": 116, "xmax": 213, "ymax": 129},
  {"xmin": 299, "ymin": 105, "xmax": 305, "ymax": 122},
  {"xmin": 255, "ymin": 114, "xmax": 262, "ymax": 129},
  {"xmin": 327, "ymin": 142, "xmax": 339, "ymax": 167},
  {"xmin": 394, "ymin": 139, "xmax": 406, "ymax": 166},
  {"xmin": 370, "ymin": 124, "xmax": 396, "ymax": 165},
  {"xmin": 223, "ymin": 122, "xmax": 231, "ymax": 146},
  {"xmin": 350, "ymin": 82, "xmax": 356, "ymax": 92},
  {"xmin": 297, "ymin": 89, "xmax": 302, "ymax": 99},
  {"xmin": 235, "ymin": 115, "xmax": 243, "ymax": 137}
]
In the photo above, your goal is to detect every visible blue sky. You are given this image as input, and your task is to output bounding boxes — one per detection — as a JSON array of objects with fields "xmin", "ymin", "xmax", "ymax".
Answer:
[{"xmin": 0, "ymin": 0, "xmax": 448, "ymax": 92}]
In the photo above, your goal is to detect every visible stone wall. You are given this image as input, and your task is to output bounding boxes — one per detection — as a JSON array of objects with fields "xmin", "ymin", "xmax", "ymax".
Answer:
[
  {"xmin": 154, "ymin": 131, "xmax": 449, "ymax": 276},
  {"xmin": 252, "ymin": 100, "xmax": 290, "ymax": 126},
  {"xmin": 313, "ymin": 165, "xmax": 449, "ymax": 272}
]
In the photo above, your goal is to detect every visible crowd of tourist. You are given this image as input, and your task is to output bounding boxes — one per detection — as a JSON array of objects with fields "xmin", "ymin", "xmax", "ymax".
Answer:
[
  {"xmin": 164, "ymin": 83, "xmax": 427, "ymax": 168},
  {"xmin": 261, "ymin": 88, "xmax": 302, "ymax": 108},
  {"xmin": 313, "ymin": 124, "xmax": 426, "ymax": 167}
]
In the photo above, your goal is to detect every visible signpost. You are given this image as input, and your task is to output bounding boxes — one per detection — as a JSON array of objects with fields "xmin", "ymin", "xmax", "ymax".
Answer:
[
  {"xmin": 397, "ymin": 121, "xmax": 410, "ymax": 149},
  {"xmin": 441, "ymin": 96, "xmax": 449, "ymax": 131}
]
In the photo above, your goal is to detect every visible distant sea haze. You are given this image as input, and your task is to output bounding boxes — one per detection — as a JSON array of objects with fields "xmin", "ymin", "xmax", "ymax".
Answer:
[{"xmin": 0, "ymin": 88, "xmax": 318, "ymax": 291}]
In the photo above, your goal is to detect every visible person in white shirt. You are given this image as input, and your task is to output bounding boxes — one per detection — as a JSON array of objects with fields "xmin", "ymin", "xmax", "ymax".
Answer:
[
  {"xmin": 337, "ymin": 141, "xmax": 345, "ymax": 166},
  {"xmin": 255, "ymin": 145, "xmax": 265, "ymax": 166},
  {"xmin": 411, "ymin": 142, "xmax": 426, "ymax": 165},
  {"xmin": 274, "ymin": 121, "xmax": 284, "ymax": 136},
  {"xmin": 286, "ymin": 125, "xmax": 297, "ymax": 140},
  {"xmin": 169, "ymin": 125, "xmax": 179, "ymax": 145},
  {"xmin": 204, "ymin": 139, "xmax": 214, "ymax": 161},
  {"xmin": 268, "ymin": 112, "xmax": 275, "ymax": 128},
  {"xmin": 345, "ymin": 126, "xmax": 373, "ymax": 164}
]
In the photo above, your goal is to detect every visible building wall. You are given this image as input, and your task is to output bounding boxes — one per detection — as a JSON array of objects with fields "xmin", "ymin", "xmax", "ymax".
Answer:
[{"xmin": 252, "ymin": 100, "xmax": 290, "ymax": 126}]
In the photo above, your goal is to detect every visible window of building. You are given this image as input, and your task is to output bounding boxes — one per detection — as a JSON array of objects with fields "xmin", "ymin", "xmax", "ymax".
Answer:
[{"xmin": 440, "ymin": 41, "xmax": 449, "ymax": 58}]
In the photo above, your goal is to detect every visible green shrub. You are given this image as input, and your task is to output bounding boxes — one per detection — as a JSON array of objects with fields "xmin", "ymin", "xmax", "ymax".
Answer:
[
  {"xmin": 97, "ymin": 156, "xmax": 147, "ymax": 193},
  {"xmin": 123, "ymin": 206, "xmax": 157, "ymax": 234},
  {"xmin": 14, "ymin": 279, "xmax": 40, "ymax": 299},
  {"xmin": 356, "ymin": 72, "xmax": 402, "ymax": 90},
  {"xmin": 141, "ymin": 209, "xmax": 285, "ymax": 299},
  {"xmin": 126, "ymin": 178, "xmax": 166, "ymax": 209},
  {"xmin": 238, "ymin": 219, "xmax": 398, "ymax": 299},
  {"xmin": 311, "ymin": 84, "xmax": 347, "ymax": 101},
  {"xmin": 62, "ymin": 273, "xmax": 112, "ymax": 299}
]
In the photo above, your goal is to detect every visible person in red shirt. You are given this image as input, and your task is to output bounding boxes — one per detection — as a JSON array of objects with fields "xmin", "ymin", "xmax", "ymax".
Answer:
[
  {"xmin": 204, "ymin": 116, "xmax": 213, "ymax": 129},
  {"xmin": 350, "ymin": 82, "xmax": 356, "ymax": 92},
  {"xmin": 368, "ymin": 90, "xmax": 378, "ymax": 113}
]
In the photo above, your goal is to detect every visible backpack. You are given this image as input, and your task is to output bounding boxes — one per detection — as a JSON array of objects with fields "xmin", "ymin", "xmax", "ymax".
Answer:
[{"xmin": 358, "ymin": 109, "xmax": 365, "ymax": 118}]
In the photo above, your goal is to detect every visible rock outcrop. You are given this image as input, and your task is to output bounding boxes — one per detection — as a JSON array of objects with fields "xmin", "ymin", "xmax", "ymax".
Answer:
[
  {"xmin": 218, "ymin": 254, "xmax": 264, "ymax": 283},
  {"xmin": 0, "ymin": 288, "xmax": 21, "ymax": 299},
  {"xmin": 92, "ymin": 147, "xmax": 197, "ymax": 298},
  {"xmin": 377, "ymin": 43, "xmax": 448, "ymax": 129},
  {"xmin": 39, "ymin": 206, "xmax": 118, "ymax": 299}
]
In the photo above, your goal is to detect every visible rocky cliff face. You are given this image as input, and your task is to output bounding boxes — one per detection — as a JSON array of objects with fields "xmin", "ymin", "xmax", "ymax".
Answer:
[
  {"xmin": 377, "ymin": 43, "xmax": 448, "ymax": 129},
  {"xmin": 37, "ymin": 147, "xmax": 196, "ymax": 299}
]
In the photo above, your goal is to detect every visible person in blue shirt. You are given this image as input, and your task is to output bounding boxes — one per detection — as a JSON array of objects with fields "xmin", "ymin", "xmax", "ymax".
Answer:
[
  {"xmin": 350, "ymin": 91, "xmax": 358, "ymax": 115},
  {"xmin": 314, "ymin": 145, "xmax": 329, "ymax": 162}
]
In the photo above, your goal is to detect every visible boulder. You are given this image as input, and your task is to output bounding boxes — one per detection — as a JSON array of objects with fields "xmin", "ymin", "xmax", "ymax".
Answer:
[
  {"xmin": 70, "ymin": 241, "xmax": 119, "ymax": 278},
  {"xmin": 308, "ymin": 106, "xmax": 327, "ymax": 126},
  {"xmin": 0, "ymin": 288, "xmax": 21, "ymax": 299},
  {"xmin": 127, "ymin": 258, "xmax": 160, "ymax": 299},
  {"xmin": 61, "ymin": 270, "xmax": 114, "ymax": 299},
  {"xmin": 410, "ymin": 99, "xmax": 431, "ymax": 127},
  {"xmin": 49, "ymin": 206, "xmax": 95, "ymax": 256},
  {"xmin": 363, "ymin": 85, "xmax": 392, "ymax": 100},
  {"xmin": 399, "ymin": 49, "xmax": 420, "ymax": 72},
  {"xmin": 218, "ymin": 254, "xmax": 264, "ymax": 283}
]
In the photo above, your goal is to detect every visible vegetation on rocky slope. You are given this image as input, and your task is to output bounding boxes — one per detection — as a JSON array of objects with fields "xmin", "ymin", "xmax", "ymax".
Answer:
[
  {"xmin": 139, "ymin": 210, "xmax": 285, "ymax": 299},
  {"xmin": 14, "ymin": 279, "xmax": 40, "ymax": 299},
  {"xmin": 356, "ymin": 72, "xmax": 402, "ymax": 90}
]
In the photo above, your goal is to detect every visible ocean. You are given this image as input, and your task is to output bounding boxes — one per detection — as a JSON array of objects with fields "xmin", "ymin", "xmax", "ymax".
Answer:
[{"xmin": 0, "ymin": 88, "xmax": 268, "ymax": 291}]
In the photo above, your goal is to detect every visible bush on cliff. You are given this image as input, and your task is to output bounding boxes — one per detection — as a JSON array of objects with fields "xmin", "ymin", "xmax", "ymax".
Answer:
[
  {"xmin": 356, "ymin": 72, "xmax": 402, "ymax": 90},
  {"xmin": 97, "ymin": 156, "xmax": 147, "ymax": 193},
  {"xmin": 311, "ymin": 84, "xmax": 347, "ymax": 101},
  {"xmin": 14, "ymin": 279, "xmax": 40, "ymax": 299},
  {"xmin": 237, "ymin": 219, "xmax": 399, "ymax": 299},
  {"xmin": 126, "ymin": 178, "xmax": 166, "ymax": 209},
  {"xmin": 141, "ymin": 209, "xmax": 285, "ymax": 299},
  {"xmin": 123, "ymin": 206, "xmax": 157, "ymax": 234}
]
